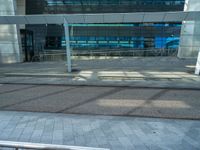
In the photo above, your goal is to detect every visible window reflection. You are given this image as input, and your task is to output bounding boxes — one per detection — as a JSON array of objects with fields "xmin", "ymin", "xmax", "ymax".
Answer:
[
  {"xmin": 26, "ymin": 0, "xmax": 185, "ymax": 14},
  {"xmin": 45, "ymin": 23, "xmax": 181, "ymax": 50}
]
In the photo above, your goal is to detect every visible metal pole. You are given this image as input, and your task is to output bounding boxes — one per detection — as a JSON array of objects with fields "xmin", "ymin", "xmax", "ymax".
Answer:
[{"xmin": 64, "ymin": 18, "xmax": 72, "ymax": 72}]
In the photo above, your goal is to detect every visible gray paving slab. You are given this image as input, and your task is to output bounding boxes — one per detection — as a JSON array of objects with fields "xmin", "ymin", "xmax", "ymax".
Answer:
[{"xmin": 0, "ymin": 111, "xmax": 199, "ymax": 150}]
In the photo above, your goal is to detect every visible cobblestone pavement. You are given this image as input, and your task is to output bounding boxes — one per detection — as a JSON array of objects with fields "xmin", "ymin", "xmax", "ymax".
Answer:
[
  {"xmin": 0, "ymin": 111, "xmax": 200, "ymax": 150},
  {"xmin": 0, "ymin": 84, "xmax": 200, "ymax": 119}
]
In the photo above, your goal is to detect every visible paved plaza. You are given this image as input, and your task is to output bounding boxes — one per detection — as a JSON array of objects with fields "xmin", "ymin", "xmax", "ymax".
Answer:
[
  {"xmin": 0, "ymin": 57, "xmax": 200, "ymax": 89},
  {"xmin": 0, "ymin": 111, "xmax": 200, "ymax": 150},
  {"xmin": 0, "ymin": 57, "xmax": 200, "ymax": 150}
]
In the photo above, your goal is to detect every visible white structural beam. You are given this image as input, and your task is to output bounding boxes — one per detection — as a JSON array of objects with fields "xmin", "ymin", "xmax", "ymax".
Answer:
[
  {"xmin": 0, "ymin": 11, "xmax": 200, "ymax": 25},
  {"xmin": 84, "ymin": 14, "xmax": 104, "ymax": 23},
  {"xmin": 44, "ymin": 15, "xmax": 64, "ymax": 24},
  {"xmin": 104, "ymin": 13, "xmax": 124, "ymax": 23},
  {"xmin": 123, "ymin": 13, "xmax": 144, "ymax": 23},
  {"xmin": 163, "ymin": 12, "xmax": 188, "ymax": 22},
  {"xmin": 143, "ymin": 12, "xmax": 165, "ymax": 22},
  {"xmin": 64, "ymin": 18, "xmax": 72, "ymax": 73}
]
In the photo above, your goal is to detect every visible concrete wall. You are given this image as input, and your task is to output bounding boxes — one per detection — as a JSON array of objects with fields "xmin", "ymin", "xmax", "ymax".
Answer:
[
  {"xmin": 178, "ymin": 0, "xmax": 200, "ymax": 58},
  {"xmin": 0, "ymin": 0, "xmax": 22, "ymax": 63}
]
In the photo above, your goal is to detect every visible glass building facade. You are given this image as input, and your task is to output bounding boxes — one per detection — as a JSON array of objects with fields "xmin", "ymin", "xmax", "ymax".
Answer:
[
  {"xmin": 26, "ymin": 0, "xmax": 185, "ymax": 14},
  {"xmin": 25, "ymin": 0, "xmax": 185, "ymax": 55}
]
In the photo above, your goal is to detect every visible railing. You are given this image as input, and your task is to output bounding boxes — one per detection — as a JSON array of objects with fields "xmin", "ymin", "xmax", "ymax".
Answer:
[
  {"xmin": 72, "ymin": 48, "xmax": 178, "ymax": 57},
  {"xmin": 31, "ymin": 48, "xmax": 178, "ymax": 62},
  {"xmin": 0, "ymin": 141, "xmax": 110, "ymax": 150}
]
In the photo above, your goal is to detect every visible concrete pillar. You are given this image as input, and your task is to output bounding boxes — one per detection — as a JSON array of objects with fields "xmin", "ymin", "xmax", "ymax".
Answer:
[
  {"xmin": 178, "ymin": 0, "xmax": 200, "ymax": 58},
  {"xmin": 64, "ymin": 19, "xmax": 72, "ymax": 72},
  {"xmin": 0, "ymin": 0, "xmax": 22, "ymax": 64}
]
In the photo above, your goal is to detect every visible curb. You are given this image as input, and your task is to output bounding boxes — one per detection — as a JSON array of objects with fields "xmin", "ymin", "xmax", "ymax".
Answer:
[{"xmin": 1, "ymin": 80, "xmax": 200, "ymax": 90}]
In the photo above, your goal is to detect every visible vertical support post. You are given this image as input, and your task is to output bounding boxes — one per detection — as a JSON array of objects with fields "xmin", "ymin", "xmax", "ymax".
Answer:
[
  {"xmin": 64, "ymin": 18, "xmax": 72, "ymax": 72},
  {"xmin": 195, "ymin": 50, "xmax": 200, "ymax": 75}
]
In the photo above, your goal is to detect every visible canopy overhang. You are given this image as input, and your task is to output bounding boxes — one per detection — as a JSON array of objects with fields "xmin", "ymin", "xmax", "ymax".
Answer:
[{"xmin": 0, "ymin": 11, "xmax": 200, "ymax": 24}]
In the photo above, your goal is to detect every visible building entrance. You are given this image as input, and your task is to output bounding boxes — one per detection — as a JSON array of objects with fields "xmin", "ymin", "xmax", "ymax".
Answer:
[{"xmin": 20, "ymin": 29, "xmax": 34, "ymax": 62}]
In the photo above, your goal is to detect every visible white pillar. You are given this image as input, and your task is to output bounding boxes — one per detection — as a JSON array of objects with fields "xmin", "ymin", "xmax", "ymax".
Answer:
[
  {"xmin": 64, "ymin": 18, "xmax": 72, "ymax": 73},
  {"xmin": 178, "ymin": 0, "xmax": 200, "ymax": 58},
  {"xmin": 195, "ymin": 50, "xmax": 200, "ymax": 75},
  {"xmin": 0, "ymin": 0, "xmax": 22, "ymax": 64}
]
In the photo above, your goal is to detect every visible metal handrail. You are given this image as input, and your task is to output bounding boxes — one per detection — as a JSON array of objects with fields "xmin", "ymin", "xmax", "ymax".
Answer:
[
  {"xmin": 40, "ymin": 48, "xmax": 177, "ymax": 55},
  {"xmin": 0, "ymin": 141, "xmax": 110, "ymax": 150},
  {"xmin": 43, "ymin": 48, "xmax": 177, "ymax": 53},
  {"xmin": 32, "ymin": 48, "xmax": 178, "ymax": 61},
  {"xmin": 72, "ymin": 48, "xmax": 177, "ymax": 54}
]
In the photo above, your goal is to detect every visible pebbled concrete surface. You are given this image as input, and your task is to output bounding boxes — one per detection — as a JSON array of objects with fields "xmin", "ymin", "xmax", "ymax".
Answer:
[{"xmin": 0, "ymin": 84, "xmax": 200, "ymax": 120}]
